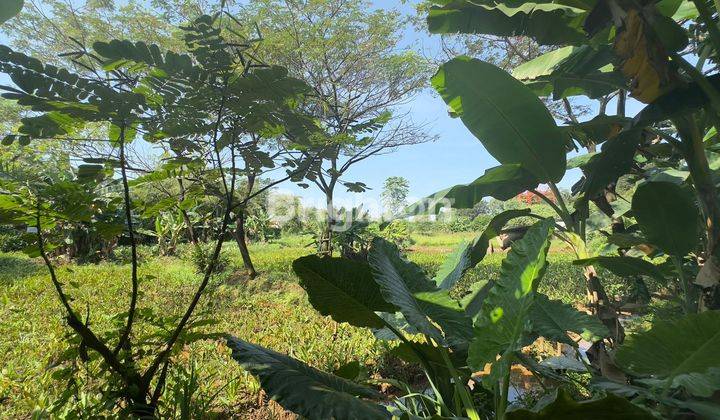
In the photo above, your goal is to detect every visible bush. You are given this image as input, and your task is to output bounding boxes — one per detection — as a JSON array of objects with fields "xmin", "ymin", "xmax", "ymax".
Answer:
[
  {"xmin": 0, "ymin": 226, "xmax": 27, "ymax": 252},
  {"xmin": 375, "ymin": 220, "xmax": 413, "ymax": 249},
  {"xmin": 281, "ymin": 216, "xmax": 304, "ymax": 235},
  {"xmin": 408, "ymin": 220, "xmax": 438, "ymax": 235},
  {"xmin": 180, "ymin": 242, "xmax": 230, "ymax": 274},
  {"xmin": 446, "ymin": 216, "xmax": 472, "ymax": 233}
]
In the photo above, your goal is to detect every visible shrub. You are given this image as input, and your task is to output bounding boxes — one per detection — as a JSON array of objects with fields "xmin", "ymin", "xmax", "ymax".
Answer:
[
  {"xmin": 374, "ymin": 220, "xmax": 413, "ymax": 250},
  {"xmin": 0, "ymin": 226, "xmax": 27, "ymax": 252},
  {"xmin": 446, "ymin": 216, "xmax": 472, "ymax": 232},
  {"xmin": 181, "ymin": 242, "xmax": 230, "ymax": 274}
]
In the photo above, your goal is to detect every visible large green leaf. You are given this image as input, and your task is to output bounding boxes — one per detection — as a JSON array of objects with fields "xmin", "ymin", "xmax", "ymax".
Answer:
[
  {"xmin": 672, "ymin": 367, "xmax": 720, "ymax": 397},
  {"xmin": 432, "ymin": 57, "xmax": 566, "ymax": 182},
  {"xmin": 505, "ymin": 388, "xmax": 654, "ymax": 419},
  {"xmin": 460, "ymin": 279, "xmax": 494, "ymax": 319},
  {"xmin": 427, "ymin": 1, "xmax": 588, "ymax": 46},
  {"xmin": 580, "ymin": 129, "xmax": 642, "ymax": 198},
  {"xmin": 567, "ymin": 153, "xmax": 597, "ymax": 169},
  {"xmin": 525, "ymin": 71, "xmax": 626, "ymax": 100},
  {"xmin": 433, "ymin": 208, "xmax": 532, "ymax": 290},
  {"xmin": 371, "ymin": 312, "xmax": 419, "ymax": 341},
  {"xmin": 562, "ymin": 115, "xmax": 631, "ymax": 148},
  {"xmin": 573, "ymin": 256, "xmax": 667, "ymax": 283},
  {"xmin": 513, "ymin": 45, "xmax": 614, "ymax": 81},
  {"xmin": 467, "ymin": 218, "xmax": 554, "ymax": 370},
  {"xmin": 530, "ymin": 293, "xmax": 609, "ymax": 345},
  {"xmin": 368, "ymin": 238, "xmax": 473, "ymax": 346},
  {"xmin": 0, "ymin": 0, "xmax": 23, "ymax": 25},
  {"xmin": 513, "ymin": 45, "xmax": 624, "ymax": 99},
  {"xmin": 433, "ymin": 240, "xmax": 474, "ymax": 290},
  {"xmin": 226, "ymin": 337, "xmax": 390, "ymax": 420},
  {"xmin": 668, "ymin": 0, "xmax": 698, "ymax": 19},
  {"xmin": 513, "ymin": 46, "xmax": 580, "ymax": 80},
  {"xmin": 631, "ymin": 181, "xmax": 700, "ymax": 255},
  {"xmin": 404, "ymin": 164, "xmax": 538, "ymax": 216},
  {"xmin": 292, "ymin": 256, "xmax": 396, "ymax": 328},
  {"xmin": 615, "ymin": 310, "xmax": 720, "ymax": 380}
]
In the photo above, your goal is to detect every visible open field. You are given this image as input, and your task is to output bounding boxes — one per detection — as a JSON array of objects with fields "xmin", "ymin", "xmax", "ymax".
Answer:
[{"xmin": 0, "ymin": 234, "xmax": 667, "ymax": 418}]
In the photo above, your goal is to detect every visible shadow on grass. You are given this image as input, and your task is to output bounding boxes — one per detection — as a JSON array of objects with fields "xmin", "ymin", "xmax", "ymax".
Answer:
[{"xmin": 0, "ymin": 254, "xmax": 43, "ymax": 285}]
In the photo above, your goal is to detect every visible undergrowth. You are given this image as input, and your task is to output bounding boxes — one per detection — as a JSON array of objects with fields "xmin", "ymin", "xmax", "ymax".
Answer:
[{"xmin": 0, "ymin": 234, "xmax": 653, "ymax": 417}]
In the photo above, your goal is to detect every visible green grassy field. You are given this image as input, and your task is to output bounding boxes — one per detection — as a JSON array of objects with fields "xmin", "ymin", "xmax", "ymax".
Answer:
[{"xmin": 0, "ymin": 234, "xmax": 636, "ymax": 418}]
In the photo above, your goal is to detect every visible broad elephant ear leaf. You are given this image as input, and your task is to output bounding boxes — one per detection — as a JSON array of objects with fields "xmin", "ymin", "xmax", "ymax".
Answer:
[
  {"xmin": 226, "ymin": 337, "xmax": 390, "ymax": 420},
  {"xmin": 530, "ymin": 293, "xmax": 609, "ymax": 345},
  {"xmin": 505, "ymin": 388, "xmax": 654, "ymax": 419},
  {"xmin": 468, "ymin": 218, "xmax": 554, "ymax": 371},
  {"xmin": 631, "ymin": 181, "xmax": 700, "ymax": 256},
  {"xmin": 615, "ymin": 310, "xmax": 720, "ymax": 380},
  {"xmin": 460, "ymin": 279, "xmax": 494, "ymax": 320},
  {"xmin": 434, "ymin": 208, "xmax": 532, "ymax": 290},
  {"xmin": 0, "ymin": 0, "xmax": 23, "ymax": 25},
  {"xmin": 671, "ymin": 367, "xmax": 720, "ymax": 398},
  {"xmin": 368, "ymin": 238, "xmax": 473, "ymax": 346},
  {"xmin": 573, "ymin": 256, "xmax": 667, "ymax": 283},
  {"xmin": 432, "ymin": 57, "xmax": 566, "ymax": 183},
  {"xmin": 292, "ymin": 255, "xmax": 396, "ymax": 328}
]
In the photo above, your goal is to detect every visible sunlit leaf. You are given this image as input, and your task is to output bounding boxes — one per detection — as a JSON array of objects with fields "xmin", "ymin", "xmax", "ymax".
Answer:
[{"xmin": 432, "ymin": 57, "xmax": 566, "ymax": 182}]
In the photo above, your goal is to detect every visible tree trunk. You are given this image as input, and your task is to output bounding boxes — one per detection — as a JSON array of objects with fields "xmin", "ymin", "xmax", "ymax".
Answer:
[
  {"xmin": 128, "ymin": 399, "xmax": 156, "ymax": 418},
  {"xmin": 180, "ymin": 209, "xmax": 197, "ymax": 245},
  {"xmin": 320, "ymin": 188, "xmax": 335, "ymax": 256},
  {"xmin": 674, "ymin": 116, "xmax": 720, "ymax": 310},
  {"xmin": 583, "ymin": 266, "xmax": 625, "ymax": 343},
  {"xmin": 587, "ymin": 191, "xmax": 627, "ymax": 344},
  {"xmin": 234, "ymin": 210, "xmax": 257, "ymax": 279},
  {"xmin": 177, "ymin": 177, "xmax": 197, "ymax": 245}
]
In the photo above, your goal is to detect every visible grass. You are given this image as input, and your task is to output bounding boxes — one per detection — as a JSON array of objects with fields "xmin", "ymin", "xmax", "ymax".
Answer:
[
  {"xmin": 0, "ymin": 234, "xmax": 644, "ymax": 417},
  {"xmin": 0, "ymin": 243, "xmax": 384, "ymax": 418}
]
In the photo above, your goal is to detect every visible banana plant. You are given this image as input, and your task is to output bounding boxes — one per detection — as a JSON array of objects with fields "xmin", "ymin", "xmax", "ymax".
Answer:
[
  {"xmin": 415, "ymin": 0, "xmax": 720, "ymax": 415},
  {"xmin": 228, "ymin": 217, "xmax": 619, "ymax": 419},
  {"xmin": 154, "ymin": 211, "xmax": 186, "ymax": 256}
]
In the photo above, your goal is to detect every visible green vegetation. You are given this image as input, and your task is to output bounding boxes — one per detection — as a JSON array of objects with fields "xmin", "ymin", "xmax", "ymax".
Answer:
[
  {"xmin": 2, "ymin": 0, "xmax": 720, "ymax": 418},
  {"xmin": 0, "ymin": 242, "xmax": 382, "ymax": 417},
  {"xmin": 0, "ymin": 235, "xmax": 630, "ymax": 417}
]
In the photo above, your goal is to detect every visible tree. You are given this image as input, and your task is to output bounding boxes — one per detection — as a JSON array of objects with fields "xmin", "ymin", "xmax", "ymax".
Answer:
[
  {"xmin": 3, "ymin": 1, "xmax": 326, "ymax": 279},
  {"xmin": 2, "ymin": 0, "xmax": 188, "ymax": 67},
  {"xmin": 0, "ymin": 12, "xmax": 318, "ymax": 415},
  {"xmin": 240, "ymin": 0, "xmax": 434, "ymax": 254},
  {"xmin": 381, "ymin": 176, "xmax": 410, "ymax": 217}
]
